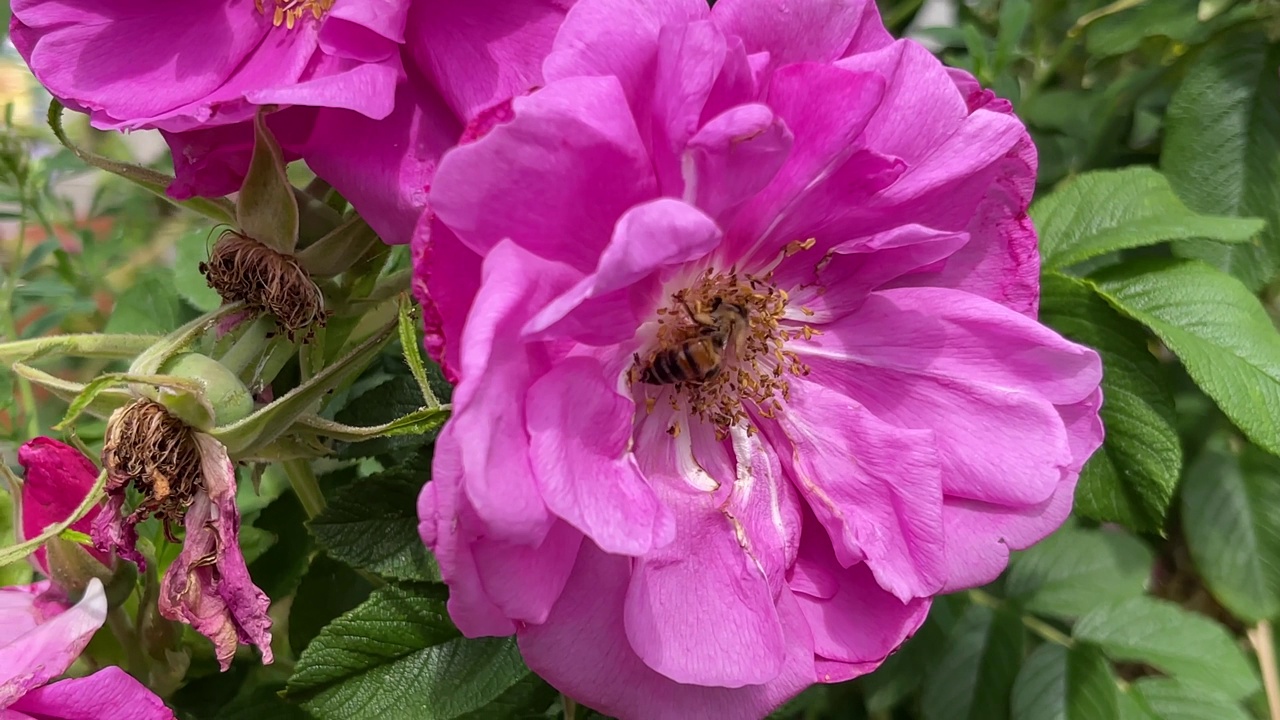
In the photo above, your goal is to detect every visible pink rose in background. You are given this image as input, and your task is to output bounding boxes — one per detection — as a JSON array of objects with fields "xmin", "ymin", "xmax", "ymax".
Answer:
[
  {"xmin": 415, "ymin": 0, "xmax": 1103, "ymax": 717},
  {"xmin": 10, "ymin": 0, "xmax": 577, "ymax": 246},
  {"xmin": 17, "ymin": 438, "xmax": 108, "ymax": 574},
  {"xmin": 0, "ymin": 578, "xmax": 175, "ymax": 719},
  {"xmin": 10, "ymin": 0, "xmax": 407, "ymax": 133}
]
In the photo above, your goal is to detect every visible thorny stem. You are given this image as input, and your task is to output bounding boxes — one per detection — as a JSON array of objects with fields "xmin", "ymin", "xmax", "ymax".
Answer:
[
  {"xmin": 1250, "ymin": 621, "xmax": 1280, "ymax": 720},
  {"xmin": 281, "ymin": 458, "xmax": 326, "ymax": 519},
  {"xmin": 968, "ymin": 589, "xmax": 1075, "ymax": 648},
  {"xmin": 106, "ymin": 606, "xmax": 149, "ymax": 680}
]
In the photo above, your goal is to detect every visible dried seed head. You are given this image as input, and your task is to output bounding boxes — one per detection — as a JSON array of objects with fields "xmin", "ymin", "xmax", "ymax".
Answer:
[
  {"xmin": 200, "ymin": 230, "xmax": 327, "ymax": 341},
  {"xmin": 102, "ymin": 399, "xmax": 205, "ymax": 542}
]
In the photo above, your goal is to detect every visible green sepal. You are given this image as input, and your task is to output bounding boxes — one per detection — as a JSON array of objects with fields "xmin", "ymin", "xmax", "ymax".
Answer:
[
  {"xmin": 296, "ymin": 215, "xmax": 381, "ymax": 278},
  {"xmin": 292, "ymin": 406, "xmax": 450, "ymax": 442},
  {"xmin": 11, "ymin": 364, "xmax": 133, "ymax": 421},
  {"xmin": 129, "ymin": 302, "xmax": 247, "ymax": 376},
  {"xmin": 211, "ymin": 315, "xmax": 398, "ymax": 455},
  {"xmin": 51, "ymin": 372, "xmax": 210, "ymax": 432},
  {"xmin": 47, "ymin": 100, "xmax": 236, "ymax": 225},
  {"xmin": 0, "ymin": 333, "xmax": 159, "ymax": 365},
  {"xmin": 236, "ymin": 109, "xmax": 300, "ymax": 254}
]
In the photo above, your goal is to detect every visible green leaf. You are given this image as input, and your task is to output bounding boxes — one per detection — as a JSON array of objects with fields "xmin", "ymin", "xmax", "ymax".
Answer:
[
  {"xmin": 1074, "ymin": 597, "xmax": 1260, "ymax": 700},
  {"xmin": 310, "ymin": 466, "xmax": 439, "ymax": 582},
  {"xmin": 1011, "ymin": 644, "xmax": 1120, "ymax": 720},
  {"xmin": 1039, "ymin": 272, "xmax": 1180, "ymax": 531},
  {"xmin": 286, "ymin": 584, "xmax": 536, "ymax": 720},
  {"xmin": 1161, "ymin": 29, "xmax": 1280, "ymax": 290},
  {"xmin": 452, "ymin": 673, "xmax": 557, "ymax": 720},
  {"xmin": 173, "ymin": 228, "xmax": 224, "ymax": 313},
  {"xmin": 1131, "ymin": 678, "xmax": 1252, "ymax": 720},
  {"xmin": 1031, "ymin": 167, "xmax": 1263, "ymax": 271},
  {"xmin": 1180, "ymin": 437, "xmax": 1280, "ymax": 621},
  {"xmin": 104, "ymin": 273, "xmax": 183, "ymax": 335},
  {"xmin": 1116, "ymin": 689, "xmax": 1160, "ymax": 720},
  {"xmin": 920, "ymin": 604, "xmax": 1024, "ymax": 720},
  {"xmin": 289, "ymin": 554, "xmax": 374, "ymax": 655},
  {"xmin": 1090, "ymin": 258, "xmax": 1280, "ymax": 457},
  {"xmin": 1006, "ymin": 525, "xmax": 1154, "ymax": 620}
]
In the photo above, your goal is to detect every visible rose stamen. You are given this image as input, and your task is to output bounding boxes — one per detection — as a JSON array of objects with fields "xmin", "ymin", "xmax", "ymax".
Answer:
[
  {"xmin": 632, "ymin": 261, "xmax": 812, "ymax": 438},
  {"xmin": 254, "ymin": 0, "xmax": 334, "ymax": 29}
]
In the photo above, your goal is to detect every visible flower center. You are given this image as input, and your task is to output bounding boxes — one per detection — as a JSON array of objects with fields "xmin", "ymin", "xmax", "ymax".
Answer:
[
  {"xmin": 254, "ymin": 0, "xmax": 334, "ymax": 29},
  {"xmin": 103, "ymin": 399, "xmax": 204, "ymax": 542},
  {"xmin": 631, "ymin": 265, "xmax": 813, "ymax": 438}
]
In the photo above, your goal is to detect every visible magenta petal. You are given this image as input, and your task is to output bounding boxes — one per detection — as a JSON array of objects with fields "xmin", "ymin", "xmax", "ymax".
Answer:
[
  {"xmin": 649, "ymin": 20, "xmax": 728, "ymax": 194},
  {"xmin": 725, "ymin": 63, "xmax": 886, "ymax": 265},
  {"xmin": 319, "ymin": 0, "xmax": 409, "ymax": 62},
  {"xmin": 451, "ymin": 241, "xmax": 581, "ymax": 542},
  {"xmin": 412, "ymin": 213, "xmax": 482, "ymax": 382},
  {"xmin": 763, "ymin": 377, "xmax": 946, "ymax": 601},
  {"xmin": 939, "ymin": 388, "xmax": 1103, "ymax": 591},
  {"xmin": 90, "ymin": 494, "xmax": 143, "ymax": 569},
  {"xmin": 623, "ymin": 482, "xmax": 787, "ymax": 686},
  {"xmin": 406, "ymin": 0, "xmax": 569, "ymax": 123},
  {"xmin": 906, "ymin": 133, "xmax": 1039, "ymax": 316},
  {"xmin": 0, "ymin": 579, "xmax": 105, "ymax": 705},
  {"xmin": 797, "ymin": 287, "xmax": 1097, "ymax": 505},
  {"xmin": 247, "ymin": 59, "xmax": 399, "ymax": 121},
  {"xmin": 18, "ymin": 438, "xmax": 106, "ymax": 573},
  {"xmin": 305, "ymin": 82, "xmax": 461, "ymax": 245},
  {"xmin": 791, "ymin": 517, "xmax": 930, "ymax": 665},
  {"xmin": 418, "ymin": 426, "xmax": 516, "ymax": 637},
  {"xmin": 724, "ymin": 427, "xmax": 803, "ymax": 598},
  {"xmin": 684, "ymin": 103, "xmax": 793, "ymax": 223},
  {"xmin": 520, "ymin": 544, "xmax": 816, "ymax": 720},
  {"xmin": 544, "ymin": 0, "xmax": 708, "ymax": 102},
  {"xmin": 527, "ymin": 356, "xmax": 674, "ymax": 555},
  {"xmin": 712, "ymin": 0, "xmax": 892, "ymax": 67},
  {"xmin": 431, "ymin": 76, "xmax": 658, "ymax": 271},
  {"xmin": 471, "ymin": 520, "xmax": 582, "ymax": 625},
  {"xmin": 158, "ymin": 436, "xmax": 272, "ymax": 671},
  {"xmin": 838, "ymin": 41, "xmax": 969, "ymax": 170},
  {"xmin": 12, "ymin": 0, "xmax": 268, "ymax": 129},
  {"xmin": 163, "ymin": 106, "xmax": 317, "ymax": 201},
  {"xmin": 525, "ymin": 198, "xmax": 721, "ymax": 345},
  {"xmin": 9, "ymin": 667, "xmax": 174, "ymax": 720},
  {"xmin": 776, "ymin": 225, "xmax": 968, "ymax": 323}
]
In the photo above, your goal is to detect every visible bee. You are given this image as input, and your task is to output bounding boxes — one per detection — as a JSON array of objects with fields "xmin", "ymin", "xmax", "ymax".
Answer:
[{"xmin": 638, "ymin": 297, "xmax": 748, "ymax": 385}]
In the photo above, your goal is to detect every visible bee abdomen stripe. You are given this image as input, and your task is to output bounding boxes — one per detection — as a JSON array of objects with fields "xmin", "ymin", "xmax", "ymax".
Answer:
[{"xmin": 646, "ymin": 352, "xmax": 678, "ymax": 384}]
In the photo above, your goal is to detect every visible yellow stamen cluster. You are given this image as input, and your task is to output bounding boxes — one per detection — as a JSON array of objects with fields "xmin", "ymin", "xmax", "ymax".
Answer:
[
  {"xmin": 254, "ymin": 0, "xmax": 334, "ymax": 29},
  {"xmin": 635, "ymin": 266, "xmax": 816, "ymax": 438}
]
